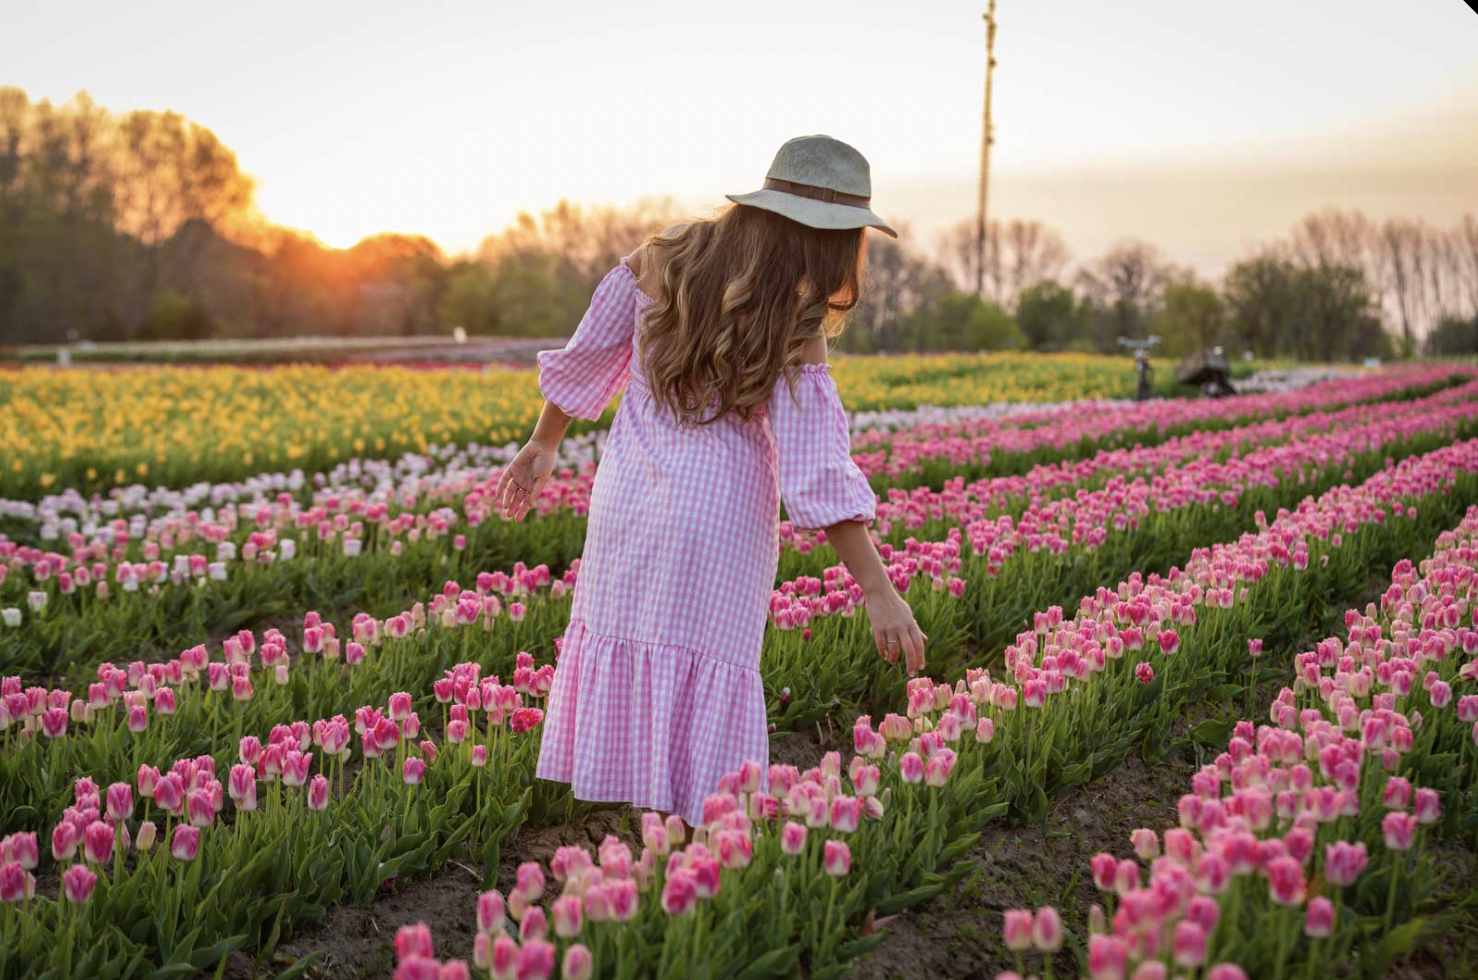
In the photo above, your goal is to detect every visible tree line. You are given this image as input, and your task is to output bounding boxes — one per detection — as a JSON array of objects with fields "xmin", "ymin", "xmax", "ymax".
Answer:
[{"xmin": 2, "ymin": 88, "xmax": 1476, "ymax": 359}]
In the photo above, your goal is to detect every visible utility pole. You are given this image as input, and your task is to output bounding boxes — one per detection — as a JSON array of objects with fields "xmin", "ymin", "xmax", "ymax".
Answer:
[{"xmin": 975, "ymin": 2, "xmax": 998, "ymax": 298}]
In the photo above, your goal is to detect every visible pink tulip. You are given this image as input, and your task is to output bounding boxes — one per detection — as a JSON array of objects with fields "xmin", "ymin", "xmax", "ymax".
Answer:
[
  {"xmin": 665, "ymin": 814, "xmax": 687, "ymax": 850},
  {"xmin": 52, "ymin": 822, "xmax": 80, "ymax": 861},
  {"xmin": 477, "ymin": 889, "xmax": 506, "ymax": 934},
  {"xmin": 1003, "ymin": 909, "xmax": 1033, "ymax": 951},
  {"xmin": 1414, "ymin": 787, "xmax": 1441, "ymax": 825},
  {"xmin": 1266, "ymin": 855, "xmax": 1305, "ymax": 906},
  {"xmin": 1032, "ymin": 905, "xmax": 1063, "ymax": 952},
  {"xmin": 1382, "ymin": 775, "xmax": 1411, "ymax": 810},
  {"xmin": 1158, "ymin": 629, "xmax": 1180, "ymax": 655},
  {"xmin": 1129, "ymin": 828, "xmax": 1158, "ymax": 860},
  {"xmin": 830, "ymin": 796, "xmax": 861, "ymax": 833},
  {"xmin": 1172, "ymin": 920, "xmax": 1206, "ymax": 967},
  {"xmin": 661, "ymin": 869, "xmax": 698, "ymax": 915},
  {"xmin": 1248, "ymin": 638, "xmax": 1263, "ymax": 658},
  {"xmin": 550, "ymin": 895, "xmax": 581, "ymax": 938},
  {"xmin": 104, "ymin": 782, "xmax": 132, "ymax": 822},
  {"xmin": 170, "ymin": 825, "xmax": 200, "ymax": 862},
  {"xmin": 1088, "ymin": 934, "xmax": 1128, "ymax": 980},
  {"xmin": 1134, "ymin": 662, "xmax": 1154, "ymax": 684},
  {"xmin": 517, "ymin": 939, "xmax": 553, "ymax": 980},
  {"xmin": 490, "ymin": 935, "xmax": 519, "ymax": 980},
  {"xmin": 396, "ymin": 923, "xmax": 434, "ymax": 961},
  {"xmin": 403, "ymin": 758, "xmax": 426, "ymax": 786},
  {"xmin": 1186, "ymin": 894, "xmax": 1219, "ymax": 934},
  {"xmin": 561, "ymin": 944, "xmax": 593, "ymax": 980},
  {"xmin": 1090, "ymin": 852, "xmax": 1117, "ymax": 891},
  {"xmin": 514, "ymin": 862, "xmax": 545, "ymax": 903},
  {"xmin": 1382, "ymin": 811, "xmax": 1417, "ymax": 850},
  {"xmin": 1325, "ymin": 840, "xmax": 1368, "ymax": 886},
  {"xmin": 228, "ymin": 764, "xmax": 258, "ymax": 812},
  {"xmin": 780, "ymin": 820, "xmax": 807, "ymax": 856},
  {"xmin": 136, "ymin": 820, "xmax": 157, "ymax": 852},
  {"xmin": 183, "ymin": 788, "xmax": 213, "ymax": 827},
  {"xmin": 62, "ymin": 863, "xmax": 97, "ymax": 904},
  {"xmin": 41, "ymin": 707, "xmax": 67, "ymax": 738},
  {"xmin": 924, "ymin": 748, "xmax": 957, "ymax": 787},
  {"xmin": 823, "ymin": 839, "xmax": 851, "ymax": 877},
  {"xmin": 389, "ymin": 691, "xmax": 413, "ymax": 721},
  {"xmin": 1206, "ymin": 966, "xmax": 1249, "ymax": 980},
  {"xmin": 899, "ymin": 751, "xmax": 925, "ymax": 783},
  {"xmin": 307, "ymin": 774, "xmax": 330, "ymax": 811},
  {"xmin": 83, "ymin": 821, "xmax": 114, "ymax": 865},
  {"xmin": 518, "ymin": 905, "xmax": 547, "ymax": 943},
  {"xmin": 1305, "ymin": 895, "xmax": 1334, "ymax": 937},
  {"xmin": 0, "ymin": 862, "xmax": 28, "ymax": 903}
]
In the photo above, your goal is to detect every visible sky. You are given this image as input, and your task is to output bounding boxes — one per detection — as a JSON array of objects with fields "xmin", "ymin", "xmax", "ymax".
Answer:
[{"xmin": 7, "ymin": 0, "xmax": 1477, "ymax": 274}]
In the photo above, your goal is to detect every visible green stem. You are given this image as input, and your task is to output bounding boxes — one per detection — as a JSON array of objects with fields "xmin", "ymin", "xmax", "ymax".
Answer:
[{"xmin": 1384, "ymin": 854, "xmax": 1401, "ymax": 935}]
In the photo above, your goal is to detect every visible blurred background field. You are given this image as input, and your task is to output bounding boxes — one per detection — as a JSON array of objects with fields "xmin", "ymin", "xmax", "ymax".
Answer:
[{"xmin": 0, "ymin": 352, "xmax": 1294, "ymax": 499}]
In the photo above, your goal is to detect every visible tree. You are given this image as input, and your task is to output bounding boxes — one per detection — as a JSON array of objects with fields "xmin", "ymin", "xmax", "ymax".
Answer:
[
  {"xmin": 1223, "ymin": 254, "xmax": 1300, "ymax": 360},
  {"xmin": 1223, "ymin": 249, "xmax": 1389, "ymax": 362},
  {"xmin": 847, "ymin": 229, "xmax": 955, "ymax": 351},
  {"xmin": 1015, "ymin": 279, "xmax": 1088, "ymax": 351},
  {"xmin": 1074, "ymin": 240, "xmax": 1185, "ymax": 352},
  {"xmin": 937, "ymin": 217, "xmax": 1069, "ymax": 308},
  {"xmin": 895, "ymin": 292, "xmax": 1024, "ymax": 352},
  {"xmin": 1152, "ymin": 282, "xmax": 1224, "ymax": 357}
]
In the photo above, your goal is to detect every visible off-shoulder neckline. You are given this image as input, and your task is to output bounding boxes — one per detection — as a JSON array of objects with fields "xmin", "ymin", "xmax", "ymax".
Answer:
[{"xmin": 617, "ymin": 257, "xmax": 659, "ymax": 305}]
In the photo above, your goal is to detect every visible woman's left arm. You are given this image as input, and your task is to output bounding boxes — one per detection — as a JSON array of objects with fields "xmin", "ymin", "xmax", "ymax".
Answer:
[{"xmin": 495, "ymin": 401, "xmax": 572, "ymax": 521}]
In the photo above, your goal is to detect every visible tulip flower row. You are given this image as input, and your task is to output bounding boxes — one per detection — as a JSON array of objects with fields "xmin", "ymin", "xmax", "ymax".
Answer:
[
  {"xmin": 0, "ymin": 562, "xmax": 575, "ymax": 825},
  {"xmin": 997, "ymin": 507, "xmax": 1478, "ymax": 980},
  {"xmin": 0, "ymin": 652, "xmax": 560, "ymax": 979},
  {"xmin": 8, "ymin": 374, "xmax": 1476, "ymax": 683},
  {"xmin": 4, "ymin": 450, "xmax": 1476, "ymax": 978},
  {"xmin": 1, "ymin": 367, "xmax": 1455, "ymax": 567},
  {"xmin": 764, "ymin": 398, "xmax": 1478, "ymax": 729},
  {"xmin": 388, "ymin": 446, "xmax": 1478, "ymax": 980},
  {"xmin": 847, "ymin": 365, "xmax": 1470, "ymax": 484}
]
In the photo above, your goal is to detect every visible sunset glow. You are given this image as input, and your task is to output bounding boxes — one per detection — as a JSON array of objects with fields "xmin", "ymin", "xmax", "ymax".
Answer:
[{"xmin": 6, "ymin": 0, "xmax": 1476, "ymax": 270}]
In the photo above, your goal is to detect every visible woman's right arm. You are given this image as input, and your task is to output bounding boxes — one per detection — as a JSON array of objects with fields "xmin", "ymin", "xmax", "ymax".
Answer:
[
  {"xmin": 825, "ymin": 520, "xmax": 927, "ymax": 674},
  {"xmin": 771, "ymin": 334, "xmax": 927, "ymax": 675}
]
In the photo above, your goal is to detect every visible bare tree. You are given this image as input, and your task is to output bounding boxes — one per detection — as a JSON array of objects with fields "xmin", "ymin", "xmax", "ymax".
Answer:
[
  {"xmin": 1002, "ymin": 219, "xmax": 1069, "ymax": 304},
  {"xmin": 1458, "ymin": 214, "xmax": 1478, "ymax": 319},
  {"xmin": 937, "ymin": 217, "xmax": 1066, "ymax": 308},
  {"xmin": 1074, "ymin": 239, "xmax": 1186, "ymax": 348},
  {"xmin": 1377, "ymin": 218, "xmax": 1424, "ymax": 351}
]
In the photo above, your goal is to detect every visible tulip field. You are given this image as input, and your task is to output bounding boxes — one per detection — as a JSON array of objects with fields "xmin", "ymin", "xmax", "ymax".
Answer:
[{"xmin": 3, "ymin": 358, "xmax": 1478, "ymax": 980}]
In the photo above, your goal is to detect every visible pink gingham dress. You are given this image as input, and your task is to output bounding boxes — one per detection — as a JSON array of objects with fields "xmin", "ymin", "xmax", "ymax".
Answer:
[{"xmin": 533, "ymin": 257, "xmax": 876, "ymax": 825}]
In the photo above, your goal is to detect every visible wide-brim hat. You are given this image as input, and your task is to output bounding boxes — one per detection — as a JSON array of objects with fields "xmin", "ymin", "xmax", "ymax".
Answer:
[{"xmin": 725, "ymin": 134, "xmax": 897, "ymax": 238}]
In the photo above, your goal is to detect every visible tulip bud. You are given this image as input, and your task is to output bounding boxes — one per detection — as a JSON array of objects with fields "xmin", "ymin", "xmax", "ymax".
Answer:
[
  {"xmin": 561, "ymin": 944, "xmax": 594, "ymax": 980},
  {"xmin": 135, "ymin": 820, "xmax": 157, "ymax": 852},
  {"xmin": 1003, "ymin": 909, "xmax": 1033, "ymax": 951}
]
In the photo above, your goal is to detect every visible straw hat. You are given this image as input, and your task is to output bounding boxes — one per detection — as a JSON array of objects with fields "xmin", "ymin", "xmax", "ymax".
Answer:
[{"xmin": 725, "ymin": 134, "xmax": 897, "ymax": 238}]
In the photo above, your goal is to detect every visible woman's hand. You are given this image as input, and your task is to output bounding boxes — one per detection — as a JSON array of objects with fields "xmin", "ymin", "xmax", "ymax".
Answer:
[
  {"xmin": 495, "ymin": 439, "xmax": 559, "ymax": 521},
  {"xmin": 865, "ymin": 587, "xmax": 927, "ymax": 675}
]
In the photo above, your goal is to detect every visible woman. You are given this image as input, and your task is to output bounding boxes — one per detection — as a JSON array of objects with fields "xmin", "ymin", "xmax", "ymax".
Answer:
[{"xmin": 495, "ymin": 134, "xmax": 927, "ymax": 826}]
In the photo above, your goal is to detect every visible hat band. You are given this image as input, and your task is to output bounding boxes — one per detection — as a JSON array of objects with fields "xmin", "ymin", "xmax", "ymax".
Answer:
[{"xmin": 763, "ymin": 177, "xmax": 871, "ymax": 210}]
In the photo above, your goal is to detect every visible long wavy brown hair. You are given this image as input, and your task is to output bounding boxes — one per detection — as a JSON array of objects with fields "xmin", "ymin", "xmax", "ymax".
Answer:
[{"xmin": 637, "ymin": 204, "xmax": 865, "ymax": 426}]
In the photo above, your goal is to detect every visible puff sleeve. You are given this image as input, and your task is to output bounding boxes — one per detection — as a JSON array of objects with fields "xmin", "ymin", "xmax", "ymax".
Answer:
[
  {"xmin": 536, "ymin": 259, "xmax": 640, "ymax": 420},
  {"xmin": 768, "ymin": 363, "xmax": 878, "ymax": 530}
]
